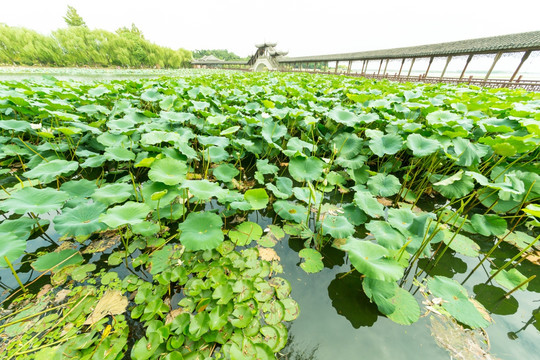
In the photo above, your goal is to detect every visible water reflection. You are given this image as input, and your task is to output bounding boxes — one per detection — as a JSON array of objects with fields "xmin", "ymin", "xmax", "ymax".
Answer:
[{"xmin": 327, "ymin": 272, "xmax": 379, "ymax": 328}]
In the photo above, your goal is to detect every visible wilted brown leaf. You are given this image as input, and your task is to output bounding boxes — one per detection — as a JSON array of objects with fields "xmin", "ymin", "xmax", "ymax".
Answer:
[
  {"xmin": 83, "ymin": 230, "xmax": 121, "ymax": 254},
  {"xmin": 165, "ymin": 308, "xmax": 185, "ymax": 325},
  {"xmin": 84, "ymin": 290, "xmax": 128, "ymax": 325},
  {"xmin": 377, "ymin": 197, "xmax": 393, "ymax": 206},
  {"xmin": 258, "ymin": 248, "xmax": 280, "ymax": 262}
]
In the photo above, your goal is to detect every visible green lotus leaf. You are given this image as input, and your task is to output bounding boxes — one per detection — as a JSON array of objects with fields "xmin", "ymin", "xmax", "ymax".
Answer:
[
  {"xmin": 132, "ymin": 221, "xmax": 160, "ymax": 237},
  {"xmin": 178, "ymin": 212, "xmax": 224, "ymax": 251},
  {"xmin": 320, "ymin": 215, "xmax": 355, "ymax": 238},
  {"xmin": 220, "ymin": 125, "xmax": 240, "ymax": 135},
  {"xmin": 335, "ymin": 154, "xmax": 367, "ymax": 170},
  {"xmin": 470, "ymin": 214, "xmax": 507, "ymax": 237},
  {"xmin": 148, "ymin": 157, "xmax": 187, "ymax": 185},
  {"xmin": 450, "ymin": 138, "xmax": 490, "ymax": 167},
  {"xmin": 491, "ymin": 268, "xmax": 529, "ymax": 291},
  {"xmin": 266, "ymin": 177, "xmax": 293, "ymax": 199},
  {"xmin": 298, "ymin": 248, "xmax": 324, "ymax": 273},
  {"xmin": 104, "ymin": 146, "xmax": 136, "ymax": 161},
  {"xmin": 431, "ymin": 171, "xmax": 475, "ymax": 199},
  {"xmin": 365, "ymin": 221, "xmax": 406, "ymax": 250},
  {"xmin": 208, "ymin": 304, "xmax": 231, "ymax": 331},
  {"xmin": 141, "ymin": 88, "xmax": 163, "ymax": 102},
  {"xmin": 442, "ymin": 230, "xmax": 480, "ymax": 257},
  {"xmin": 60, "ymin": 179, "xmax": 97, "ymax": 198},
  {"xmin": 213, "ymin": 163, "xmax": 239, "ymax": 182},
  {"xmin": 23, "ymin": 159, "xmax": 79, "ymax": 184},
  {"xmin": 353, "ymin": 191, "xmax": 384, "ymax": 218},
  {"xmin": 0, "ymin": 187, "xmax": 69, "ymax": 214},
  {"xmin": 273, "ymin": 200, "xmax": 308, "ymax": 223},
  {"xmin": 281, "ymin": 298, "xmax": 300, "ymax": 321},
  {"xmin": 367, "ymin": 173, "xmax": 401, "ymax": 197},
  {"xmin": 181, "ymin": 179, "xmax": 225, "ymax": 201},
  {"xmin": 332, "ymin": 132, "xmax": 364, "ymax": 159},
  {"xmin": 131, "ymin": 333, "xmax": 162, "ymax": 360},
  {"xmin": 406, "ymin": 134, "xmax": 441, "ymax": 157},
  {"xmin": 256, "ymin": 159, "xmax": 279, "ymax": 175},
  {"xmin": 0, "ymin": 119, "xmax": 32, "ymax": 132},
  {"xmin": 244, "ymin": 188, "xmax": 269, "ymax": 210},
  {"xmin": 229, "ymin": 221, "xmax": 262, "ymax": 246},
  {"xmin": 443, "ymin": 298, "xmax": 491, "ymax": 329},
  {"xmin": 292, "ymin": 187, "xmax": 322, "ymax": 204},
  {"xmin": 0, "ymin": 235, "xmax": 26, "ymax": 268},
  {"xmin": 207, "ymin": 114, "xmax": 227, "ymax": 125},
  {"xmin": 362, "ymin": 278, "xmax": 398, "ymax": 315},
  {"xmin": 261, "ymin": 300, "xmax": 285, "ymax": 325},
  {"xmin": 207, "ymin": 146, "xmax": 229, "ymax": 163},
  {"xmin": 328, "ymin": 108, "xmax": 359, "ymax": 127},
  {"xmin": 427, "ymin": 276, "xmax": 468, "ymax": 301},
  {"xmin": 261, "ymin": 120, "xmax": 287, "ymax": 144},
  {"xmin": 100, "ymin": 201, "xmax": 151, "ymax": 228},
  {"xmin": 386, "ymin": 287, "xmax": 420, "ymax": 325},
  {"xmin": 426, "ymin": 110, "xmax": 461, "ymax": 126},
  {"xmin": 269, "ymin": 277, "xmax": 292, "ymax": 299},
  {"xmin": 230, "ymin": 304, "xmax": 253, "ymax": 328},
  {"xmin": 31, "ymin": 249, "xmax": 83, "ymax": 272},
  {"xmin": 343, "ymin": 203, "xmax": 367, "ymax": 226},
  {"xmin": 53, "ymin": 202, "xmax": 107, "ymax": 237},
  {"xmin": 341, "ymin": 238, "xmax": 404, "ymax": 281},
  {"xmin": 288, "ymin": 156, "xmax": 325, "ymax": 182},
  {"xmin": 92, "ymin": 183, "xmax": 133, "ymax": 206},
  {"xmin": 368, "ymin": 134, "xmax": 403, "ymax": 157},
  {"xmin": 0, "ymin": 217, "xmax": 41, "ymax": 240}
]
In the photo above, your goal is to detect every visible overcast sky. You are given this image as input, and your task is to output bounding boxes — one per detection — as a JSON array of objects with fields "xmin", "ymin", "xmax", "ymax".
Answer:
[{"xmin": 1, "ymin": 0, "xmax": 539, "ymax": 58}]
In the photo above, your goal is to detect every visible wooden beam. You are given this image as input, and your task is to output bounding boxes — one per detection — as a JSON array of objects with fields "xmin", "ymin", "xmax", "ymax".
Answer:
[
  {"xmin": 510, "ymin": 50, "xmax": 531, "ymax": 82},
  {"xmin": 347, "ymin": 60, "xmax": 352, "ymax": 74},
  {"xmin": 334, "ymin": 61, "xmax": 339, "ymax": 74},
  {"xmin": 361, "ymin": 60, "xmax": 367, "ymax": 73},
  {"xmin": 377, "ymin": 59, "xmax": 383, "ymax": 75},
  {"xmin": 459, "ymin": 55, "xmax": 473, "ymax": 80},
  {"xmin": 425, "ymin": 56, "xmax": 434, "ymax": 77},
  {"xmin": 383, "ymin": 59, "xmax": 389, "ymax": 75},
  {"xmin": 407, "ymin": 58, "xmax": 416, "ymax": 77},
  {"xmin": 484, "ymin": 52, "xmax": 502, "ymax": 81},
  {"xmin": 397, "ymin": 58, "xmax": 405, "ymax": 77},
  {"xmin": 440, "ymin": 56, "xmax": 452, "ymax": 78}
]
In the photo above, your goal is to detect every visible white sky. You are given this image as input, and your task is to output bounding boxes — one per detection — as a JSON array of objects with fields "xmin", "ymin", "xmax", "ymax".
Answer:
[{"xmin": 0, "ymin": 0, "xmax": 539, "ymax": 63}]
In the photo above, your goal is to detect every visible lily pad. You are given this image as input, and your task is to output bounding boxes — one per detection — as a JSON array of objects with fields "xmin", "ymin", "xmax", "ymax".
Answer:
[
  {"xmin": 53, "ymin": 202, "xmax": 107, "ymax": 237},
  {"xmin": 288, "ymin": 156, "xmax": 325, "ymax": 183},
  {"xmin": 0, "ymin": 187, "xmax": 69, "ymax": 214},
  {"xmin": 181, "ymin": 179, "xmax": 225, "ymax": 201},
  {"xmin": 367, "ymin": 173, "xmax": 401, "ymax": 197},
  {"xmin": 213, "ymin": 163, "xmax": 239, "ymax": 182},
  {"xmin": 23, "ymin": 159, "xmax": 79, "ymax": 184},
  {"xmin": 100, "ymin": 201, "xmax": 151, "ymax": 228},
  {"xmin": 148, "ymin": 157, "xmax": 188, "ymax": 185},
  {"xmin": 0, "ymin": 235, "xmax": 26, "ymax": 268},
  {"xmin": 273, "ymin": 200, "xmax": 308, "ymax": 223},
  {"xmin": 298, "ymin": 248, "xmax": 324, "ymax": 273},
  {"xmin": 178, "ymin": 212, "xmax": 224, "ymax": 251},
  {"xmin": 32, "ymin": 249, "xmax": 83, "ymax": 272},
  {"xmin": 321, "ymin": 215, "xmax": 355, "ymax": 239},
  {"xmin": 229, "ymin": 221, "xmax": 263, "ymax": 246},
  {"xmin": 244, "ymin": 188, "xmax": 269, "ymax": 210}
]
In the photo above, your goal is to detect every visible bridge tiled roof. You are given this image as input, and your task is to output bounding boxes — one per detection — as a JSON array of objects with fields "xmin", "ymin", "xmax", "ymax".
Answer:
[{"xmin": 279, "ymin": 31, "xmax": 540, "ymax": 63}]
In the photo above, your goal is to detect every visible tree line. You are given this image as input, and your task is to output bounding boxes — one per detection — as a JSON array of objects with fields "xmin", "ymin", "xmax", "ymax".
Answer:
[
  {"xmin": 192, "ymin": 49, "xmax": 248, "ymax": 61},
  {"xmin": 0, "ymin": 7, "xmax": 192, "ymax": 68}
]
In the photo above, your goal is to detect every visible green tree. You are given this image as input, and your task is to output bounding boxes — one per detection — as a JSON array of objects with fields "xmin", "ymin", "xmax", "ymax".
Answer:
[{"xmin": 63, "ymin": 5, "xmax": 87, "ymax": 27}]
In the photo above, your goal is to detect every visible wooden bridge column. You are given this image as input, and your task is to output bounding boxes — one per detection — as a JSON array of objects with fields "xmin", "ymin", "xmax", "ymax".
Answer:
[
  {"xmin": 347, "ymin": 60, "xmax": 352, "ymax": 74},
  {"xmin": 425, "ymin": 56, "xmax": 434, "ymax": 77},
  {"xmin": 377, "ymin": 59, "xmax": 383, "ymax": 75},
  {"xmin": 459, "ymin": 55, "xmax": 473, "ymax": 80},
  {"xmin": 407, "ymin": 58, "xmax": 416, "ymax": 77},
  {"xmin": 484, "ymin": 52, "xmax": 502, "ymax": 81},
  {"xmin": 510, "ymin": 50, "xmax": 531, "ymax": 82},
  {"xmin": 397, "ymin": 58, "xmax": 405, "ymax": 76},
  {"xmin": 383, "ymin": 59, "xmax": 389, "ymax": 75},
  {"xmin": 440, "ymin": 56, "xmax": 452, "ymax": 79},
  {"xmin": 335, "ymin": 61, "xmax": 340, "ymax": 74},
  {"xmin": 364, "ymin": 60, "xmax": 369, "ymax": 74}
]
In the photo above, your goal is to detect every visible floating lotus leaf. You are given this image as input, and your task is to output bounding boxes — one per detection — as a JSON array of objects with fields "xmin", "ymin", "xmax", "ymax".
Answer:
[
  {"xmin": 220, "ymin": 125, "xmax": 240, "ymax": 135},
  {"xmin": 0, "ymin": 119, "xmax": 32, "ymax": 132},
  {"xmin": 131, "ymin": 221, "xmax": 160, "ymax": 236},
  {"xmin": 0, "ymin": 187, "xmax": 69, "ymax": 214},
  {"xmin": 442, "ymin": 230, "xmax": 480, "ymax": 257},
  {"xmin": 367, "ymin": 173, "xmax": 401, "ymax": 197},
  {"xmin": 261, "ymin": 120, "xmax": 287, "ymax": 144},
  {"xmin": 53, "ymin": 202, "xmax": 107, "ymax": 237},
  {"xmin": 288, "ymin": 156, "xmax": 324, "ymax": 183},
  {"xmin": 23, "ymin": 159, "xmax": 79, "ymax": 183},
  {"xmin": 92, "ymin": 183, "xmax": 133, "ymax": 206},
  {"xmin": 229, "ymin": 221, "xmax": 262, "ymax": 246},
  {"xmin": 386, "ymin": 287, "xmax": 421, "ymax": 325},
  {"xmin": 100, "ymin": 201, "xmax": 151, "ymax": 228},
  {"xmin": 343, "ymin": 203, "xmax": 367, "ymax": 226},
  {"xmin": 321, "ymin": 215, "xmax": 355, "ymax": 239},
  {"xmin": 298, "ymin": 248, "xmax": 324, "ymax": 273},
  {"xmin": 426, "ymin": 110, "xmax": 461, "ymax": 126},
  {"xmin": 104, "ymin": 146, "xmax": 136, "ymax": 161},
  {"xmin": 266, "ymin": 177, "xmax": 293, "ymax": 199},
  {"xmin": 281, "ymin": 298, "xmax": 300, "ymax": 321},
  {"xmin": 341, "ymin": 238, "xmax": 404, "ymax": 281},
  {"xmin": 470, "ymin": 214, "xmax": 507, "ymax": 237},
  {"xmin": 141, "ymin": 88, "xmax": 163, "ymax": 102},
  {"xmin": 181, "ymin": 179, "xmax": 225, "ymax": 201},
  {"xmin": 273, "ymin": 200, "xmax": 308, "ymax": 223},
  {"xmin": 362, "ymin": 278, "xmax": 398, "ymax": 315},
  {"xmin": 60, "ymin": 179, "xmax": 97, "ymax": 198},
  {"xmin": 31, "ymin": 249, "xmax": 83, "ymax": 272},
  {"xmin": 244, "ymin": 188, "xmax": 269, "ymax": 210},
  {"xmin": 256, "ymin": 159, "xmax": 279, "ymax": 174},
  {"xmin": 261, "ymin": 301, "xmax": 285, "ymax": 325},
  {"xmin": 178, "ymin": 212, "xmax": 224, "ymax": 251},
  {"xmin": 353, "ymin": 191, "xmax": 384, "ymax": 218},
  {"xmin": 148, "ymin": 157, "xmax": 187, "ymax": 185},
  {"xmin": 365, "ymin": 221, "xmax": 406, "ymax": 250},
  {"xmin": 269, "ymin": 277, "xmax": 291, "ymax": 299},
  {"xmin": 0, "ymin": 217, "xmax": 40, "ymax": 240},
  {"xmin": 332, "ymin": 132, "xmax": 363, "ymax": 159},
  {"xmin": 368, "ymin": 134, "xmax": 403, "ymax": 157},
  {"xmin": 491, "ymin": 268, "xmax": 529, "ymax": 291},
  {"xmin": 328, "ymin": 108, "xmax": 359, "ymax": 127},
  {"xmin": 213, "ymin": 163, "xmax": 239, "ymax": 182},
  {"xmin": 0, "ymin": 235, "xmax": 26, "ymax": 268}
]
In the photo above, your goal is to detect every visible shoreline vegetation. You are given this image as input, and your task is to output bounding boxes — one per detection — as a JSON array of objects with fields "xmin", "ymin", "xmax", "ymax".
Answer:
[{"xmin": 0, "ymin": 6, "xmax": 192, "ymax": 69}]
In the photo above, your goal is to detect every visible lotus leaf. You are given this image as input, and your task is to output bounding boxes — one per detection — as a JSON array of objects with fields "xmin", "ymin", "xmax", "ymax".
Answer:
[
  {"xmin": 53, "ymin": 202, "xmax": 107, "ymax": 237},
  {"xmin": 148, "ymin": 157, "xmax": 187, "ymax": 185},
  {"xmin": 181, "ymin": 179, "xmax": 225, "ymax": 200},
  {"xmin": 92, "ymin": 183, "xmax": 133, "ymax": 206},
  {"xmin": 470, "ymin": 214, "xmax": 507, "ymax": 236},
  {"xmin": 353, "ymin": 191, "xmax": 385, "ymax": 218},
  {"xmin": 365, "ymin": 221, "xmax": 406, "ymax": 250},
  {"xmin": 244, "ymin": 188, "xmax": 269, "ymax": 210},
  {"xmin": 23, "ymin": 159, "xmax": 79, "ymax": 183},
  {"xmin": 298, "ymin": 248, "xmax": 324, "ymax": 273},
  {"xmin": 328, "ymin": 108, "xmax": 359, "ymax": 127},
  {"xmin": 100, "ymin": 201, "xmax": 151, "ymax": 228},
  {"xmin": 367, "ymin": 173, "xmax": 401, "ymax": 197},
  {"xmin": 321, "ymin": 215, "xmax": 355, "ymax": 239},
  {"xmin": 368, "ymin": 134, "xmax": 403, "ymax": 157},
  {"xmin": 492, "ymin": 268, "xmax": 529, "ymax": 291},
  {"xmin": 288, "ymin": 156, "xmax": 324, "ymax": 182},
  {"xmin": 406, "ymin": 134, "xmax": 441, "ymax": 157},
  {"xmin": 213, "ymin": 163, "xmax": 239, "ymax": 182},
  {"xmin": 178, "ymin": 212, "xmax": 224, "ymax": 251},
  {"xmin": 0, "ymin": 235, "xmax": 26, "ymax": 268},
  {"xmin": 341, "ymin": 238, "xmax": 404, "ymax": 281},
  {"xmin": 273, "ymin": 200, "xmax": 308, "ymax": 223},
  {"xmin": 229, "ymin": 221, "xmax": 262, "ymax": 246},
  {"xmin": 0, "ymin": 187, "xmax": 69, "ymax": 214},
  {"xmin": 31, "ymin": 249, "xmax": 83, "ymax": 272},
  {"xmin": 266, "ymin": 177, "xmax": 293, "ymax": 199}
]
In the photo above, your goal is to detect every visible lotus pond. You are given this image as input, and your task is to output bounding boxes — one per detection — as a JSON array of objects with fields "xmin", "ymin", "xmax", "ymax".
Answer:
[{"xmin": 0, "ymin": 70, "xmax": 539, "ymax": 360}]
